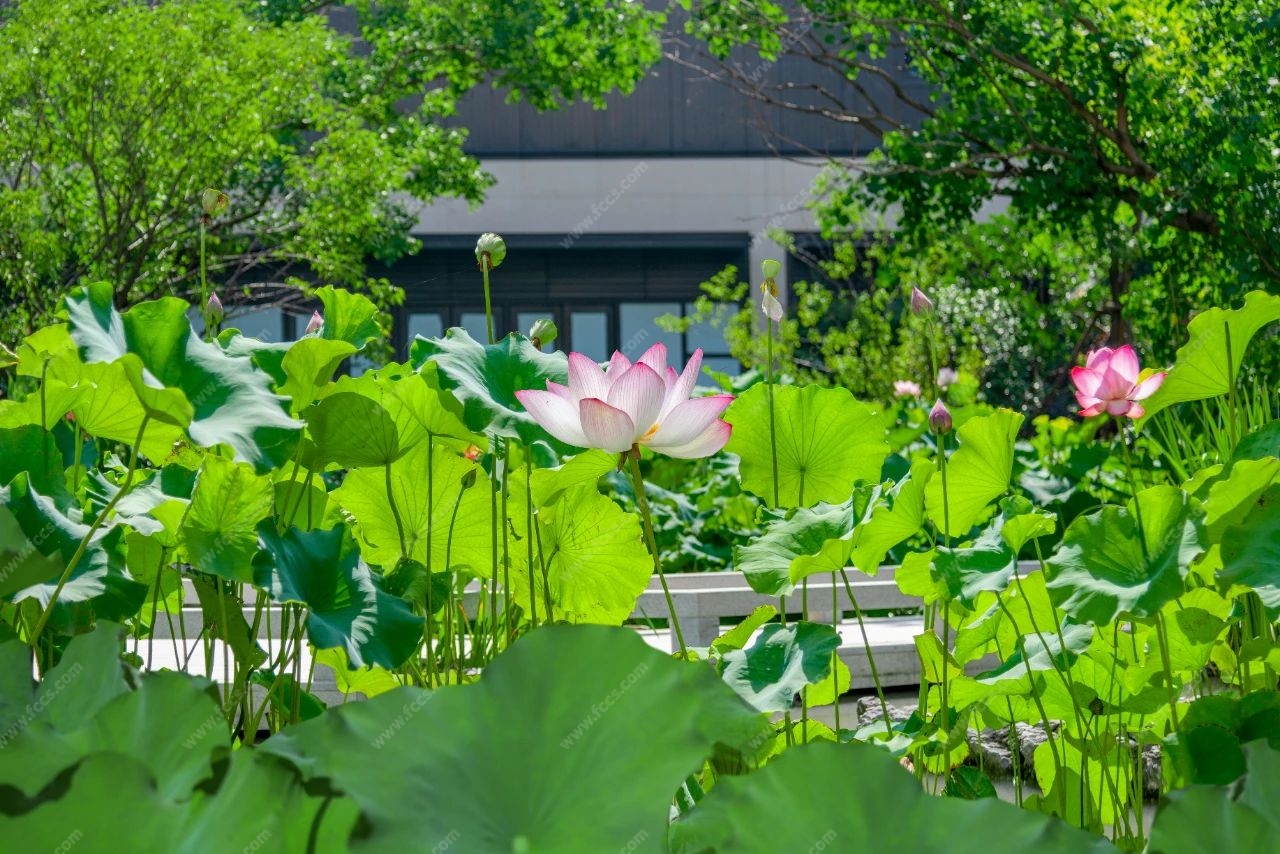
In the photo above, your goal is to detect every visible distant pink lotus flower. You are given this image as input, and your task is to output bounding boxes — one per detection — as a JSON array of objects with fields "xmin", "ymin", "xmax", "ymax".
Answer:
[
  {"xmin": 893, "ymin": 380, "xmax": 921, "ymax": 398},
  {"xmin": 516, "ymin": 345, "xmax": 733, "ymax": 458},
  {"xmin": 1071, "ymin": 345, "xmax": 1165, "ymax": 419}
]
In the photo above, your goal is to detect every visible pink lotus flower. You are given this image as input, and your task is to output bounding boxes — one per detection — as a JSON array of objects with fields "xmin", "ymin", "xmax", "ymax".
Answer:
[
  {"xmin": 515, "ymin": 344, "xmax": 733, "ymax": 458},
  {"xmin": 893, "ymin": 380, "xmax": 921, "ymax": 398},
  {"xmin": 304, "ymin": 311, "xmax": 324, "ymax": 336},
  {"xmin": 1071, "ymin": 345, "xmax": 1165, "ymax": 418}
]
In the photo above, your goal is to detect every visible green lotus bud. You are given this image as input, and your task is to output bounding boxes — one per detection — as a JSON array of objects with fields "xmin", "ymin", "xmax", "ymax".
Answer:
[
  {"xmin": 475, "ymin": 232, "xmax": 506, "ymax": 270},
  {"xmin": 761, "ymin": 258, "xmax": 782, "ymax": 279},
  {"xmin": 201, "ymin": 188, "xmax": 230, "ymax": 218},
  {"xmin": 528, "ymin": 318, "xmax": 558, "ymax": 348}
]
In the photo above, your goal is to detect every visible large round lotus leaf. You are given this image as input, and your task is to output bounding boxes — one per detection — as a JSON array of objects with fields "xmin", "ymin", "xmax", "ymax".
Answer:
[
  {"xmin": 253, "ymin": 522, "xmax": 423, "ymax": 669},
  {"xmin": 1220, "ymin": 485, "xmax": 1280, "ymax": 613},
  {"xmin": 0, "ymin": 474, "xmax": 145, "ymax": 620},
  {"xmin": 506, "ymin": 477, "xmax": 651, "ymax": 624},
  {"xmin": 315, "ymin": 285, "xmax": 384, "ymax": 350},
  {"xmin": 180, "ymin": 456, "xmax": 274, "ymax": 584},
  {"xmin": 305, "ymin": 391, "xmax": 402, "ymax": 468},
  {"xmin": 668, "ymin": 741, "xmax": 1113, "ymax": 852},
  {"xmin": 0, "ymin": 623, "xmax": 222, "ymax": 800},
  {"xmin": 719, "ymin": 622, "xmax": 840, "ymax": 713},
  {"xmin": 260, "ymin": 625, "xmax": 765, "ymax": 853},
  {"xmin": 925, "ymin": 409, "xmax": 1024, "ymax": 538},
  {"xmin": 725, "ymin": 383, "xmax": 889, "ymax": 508},
  {"xmin": 325, "ymin": 360, "xmax": 476, "ymax": 449},
  {"xmin": 1137, "ymin": 291, "xmax": 1280, "ymax": 428},
  {"xmin": 1148, "ymin": 741, "xmax": 1280, "ymax": 854},
  {"xmin": 0, "ymin": 749, "xmax": 358, "ymax": 854},
  {"xmin": 64, "ymin": 282, "xmax": 301, "ymax": 472},
  {"xmin": 733, "ymin": 502, "xmax": 854, "ymax": 597},
  {"xmin": 1045, "ymin": 485, "xmax": 1205, "ymax": 625},
  {"xmin": 332, "ymin": 438, "xmax": 491, "ymax": 575},
  {"xmin": 410, "ymin": 328, "xmax": 570, "ymax": 449}
]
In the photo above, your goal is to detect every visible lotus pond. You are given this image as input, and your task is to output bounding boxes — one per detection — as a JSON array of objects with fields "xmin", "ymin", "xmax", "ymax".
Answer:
[{"xmin": 0, "ymin": 242, "xmax": 1279, "ymax": 853}]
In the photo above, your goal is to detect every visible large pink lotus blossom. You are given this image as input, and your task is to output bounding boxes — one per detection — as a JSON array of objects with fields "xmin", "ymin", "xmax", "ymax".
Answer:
[
  {"xmin": 1071, "ymin": 345, "xmax": 1165, "ymax": 419},
  {"xmin": 515, "ymin": 344, "xmax": 733, "ymax": 458}
]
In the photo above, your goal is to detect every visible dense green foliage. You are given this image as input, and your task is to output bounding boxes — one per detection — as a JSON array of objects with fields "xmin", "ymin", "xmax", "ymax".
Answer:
[
  {"xmin": 675, "ymin": 0, "xmax": 1279, "ymax": 408},
  {"xmin": 0, "ymin": 271, "xmax": 1276, "ymax": 849},
  {"xmin": 0, "ymin": 0, "xmax": 661, "ymax": 341}
]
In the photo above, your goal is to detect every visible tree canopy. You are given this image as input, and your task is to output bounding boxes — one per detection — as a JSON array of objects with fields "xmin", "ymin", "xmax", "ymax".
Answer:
[
  {"xmin": 674, "ymin": 0, "xmax": 1279, "ymax": 404},
  {"xmin": 0, "ymin": 0, "xmax": 661, "ymax": 340}
]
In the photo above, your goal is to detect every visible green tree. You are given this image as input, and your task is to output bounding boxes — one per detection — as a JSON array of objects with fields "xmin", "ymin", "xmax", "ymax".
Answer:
[
  {"xmin": 674, "ymin": 0, "xmax": 1279, "ymax": 400},
  {"xmin": 0, "ymin": 0, "xmax": 660, "ymax": 341}
]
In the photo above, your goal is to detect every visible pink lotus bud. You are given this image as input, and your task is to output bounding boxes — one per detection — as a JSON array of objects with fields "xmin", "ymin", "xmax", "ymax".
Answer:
[
  {"xmin": 206, "ymin": 293, "xmax": 224, "ymax": 323},
  {"xmin": 910, "ymin": 286, "xmax": 934, "ymax": 315},
  {"xmin": 929, "ymin": 399, "xmax": 952, "ymax": 434},
  {"xmin": 304, "ymin": 311, "xmax": 324, "ymax": 336}
]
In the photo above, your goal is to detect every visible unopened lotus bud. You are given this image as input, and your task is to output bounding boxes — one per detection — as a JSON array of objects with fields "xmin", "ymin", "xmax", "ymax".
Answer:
[
  {"xmin": 304, "ymin": 311, "xmax": 324, "ymax": 336},
  {"xmin": 761, "ymin": 258, "xmax": 782, "ymax": 279},
  {"xmin": 206, "ymin": 292, "xmax": 224, "ymax": 324},
  {"xmin": 929, "ymin": 399, "xmax": 953, "ymax": 435},
  {"xmin": 201, "ymin": 188, "xmax": 229, "ymax": 218},
  {"xmin": 528, "ymin": 318, "xmax": 558, "ymax": 348},
  {"xmin": 910, "ymin": 286, "xmax": 934, "ymax": 315},
  {"xmin": 475, "ymin": 232, "xmax": 506, "ymax": 270}
]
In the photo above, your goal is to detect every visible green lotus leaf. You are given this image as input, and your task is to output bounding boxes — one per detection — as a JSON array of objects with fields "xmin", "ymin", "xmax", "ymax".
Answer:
[
  {"xmin": 733, "ymin": 502, "xmax": 854, "ymax": 597},
  {"xmin": 0, "ymin": 623, "xmax": 222, "ymax": 800},
  {"xmin": 849, "ymin": 458, "xmax": 932, "ymax": 574},
  {"xmin": 725, "ymin": 383, "xmax": 889, "ymax": 508},
  {"xmin": 719, "ymin": 622, "xmax": 840, "ymax": 713},
  {"xmin": 926, "ymin": 409, "xmax": 1023, "ymax": 538},
  {"xmin": 1220, "ymin": 485, "xmax": 1280, "ymax": 613},
  {"xmin": 508, "ymin": 478, "xmax": 651, "ymax": 625},
  {"xmin": 1045, "ymin": 485, "xmax": 1205, "ymax": 625},
  {"xmin": 260, "ymin": 625, "xmax": 763, "ymax": 853},
  {"xmin": 278, "ymin": 336, "xmax": 358, "ymax": 414},
  {"xmin": 668, "ymin": 741, "xmax": 1111, "ymax": 853},
  {"xmin": 326, "ymin": 360, "xmax": 476, "ymax": 449},
  {"xmin": 1137, "ymin": 291, "xmax": 1280, "ymax": 427},
  {"xmin": 529, "ymin": 449, "xmax": 617, "ymax": 506},
  {"xmin": 253, "ymin": 522, "xmax": 423, "ymax": 669},
  {"xmin": 315, "ymin": 284, "xmax": 384, "ymax": 350},
  {"xmin": 0, "ymin": 474, "xmax": 145, "ymax": 621},
  {"xmin": 179, "ymin": 456, "xmax": 274, "ymax": 584},
  {"xmin": 1148, "ymin": 741, "xmax": 1280, "ymax": 853},
  {"xmin": 1198, "ymin": 457, "xmax": 1279, "ymax": 542},
  {"xmin": 332, "ymin": 437, "xmax": 491, "ymax": 573},
  {"xmin": 60, "ymin": 360, "xmax": 189, "ymax": 462},
  {"xmin": 0, "ymin": 424, "xmax": 68, "ymax": 498},
  {"xmin": 305, "ymin": 391, "xmax": 402, "ymax": 468},
  {"xmin": 410, "ymin": 328, "xmax": 571, "ymax": 448},
  {"xmin": 64, "ymin": 282, "xmax": 301, "ymax": 472}
]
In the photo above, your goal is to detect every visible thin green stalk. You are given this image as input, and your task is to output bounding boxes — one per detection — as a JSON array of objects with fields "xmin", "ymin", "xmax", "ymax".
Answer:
[
  {"xmin": 1153, "ymin": 612, "xmax": 1182, "ymax": 732},
  {"xmin": 385, "ymin": 462, "xmax": 408, "ymax": 559},
  {"xmin": 937, "ymin": 431, "xmax": 952, "ymax": 734},
  {"xmin": 32, "ymin": 415, "xmax": 151, "ymax": 655},
  {"xmin": 1224, "ymin": 322, "xmax": 1239, "ymax": 451},
  {"xmin": 628, "ymin": 454, "xmax": 687, "ymax": 659},
  {"xmin": 765, "ymin": 320, "xmax": 780, "ymax": 506},
  {"xmin": 481, "ymin": 259, "xmax": 495, "ymax": 344},
  {"xmin": 831, "ymin": 570, "xmax": 841, "ymax": 733},
  {"xmin": 838, "ymin": 567, "xmax": 891, "ymax": 736},
  {"xmin": 522, "ymin": 450, "xmax": 537, "ymax": 632}
]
